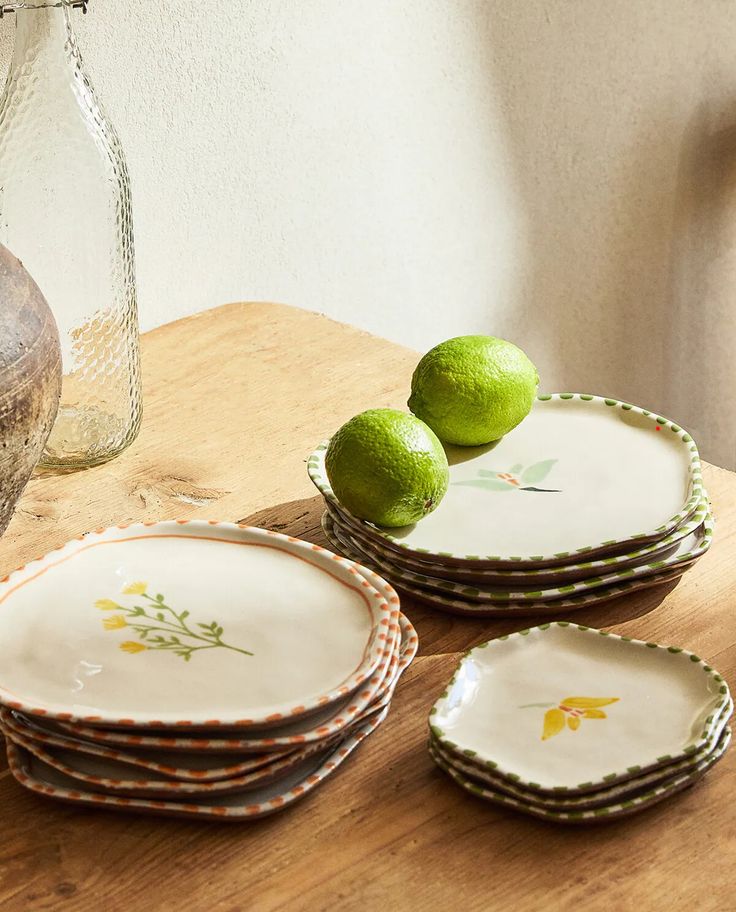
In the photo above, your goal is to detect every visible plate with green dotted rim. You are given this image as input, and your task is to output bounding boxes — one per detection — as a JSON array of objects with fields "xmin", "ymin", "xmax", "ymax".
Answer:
[
  {"xmin": 325, "ymin": 496, "xmax": 710, "ymax": 586},
  {"xmin": 321, "ymin": 511, "xmax": 692, "ymax": 617},
  {"xmin": 327, "ymin": 508, "xmax": 713, "ymax": 603},
  {"xmin": 428, "ymin": 623, "xmax": 730, "ymax": 793},
  {"xmin": 428, "ymin": 727, "xmax": 731, "ymax": 824},
  {"xmin": 431, "ymin": 695, "xmax": 733, "ymax": 808},
  {"xmin": 308, "ymin": 394, "xmax": 703, "ymax": 568}
]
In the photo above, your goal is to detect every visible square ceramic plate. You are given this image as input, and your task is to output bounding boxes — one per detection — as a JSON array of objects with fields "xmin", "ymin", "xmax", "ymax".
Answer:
[
  {"xmin": 322, "ymin": 512, "xmax": 690, "ymax": 617},
  {"xmin": 329, "ymin": 508, "xmax": 713, "ymax": 603},
  {"xmin": 309, "ymin": 394, "xmax": 703, "ymax": 567},
  {"xmin": 328, "ymin": 498, "xmax": 710, "ymax": 586},
  {"xmin": 5, "ymin": 704, "xmax": 390, "ymax": 821},
  {"xmin": 429, "ymin": 623, "xmax": 730, "ymax": 792},
  {"xmin": 0, "ymin": 521, "xmax": 397, "ymax": 728},
  {"xmin": 430, "ymin": 695, "xmax": 733, "ymax": 809},
  {"xmin": 428, "ymin": 727, "xmax": 731, "ymax": 824}
]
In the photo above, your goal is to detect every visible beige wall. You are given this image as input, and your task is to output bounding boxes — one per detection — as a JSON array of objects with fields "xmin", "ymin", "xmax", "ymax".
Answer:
[
  {"xmin": 485, "ymin": 1, "xmax": 736, "ymax": 470},
  {"xmin": 1, "ymin": 1, "xmax": 734, "ymax": 467}
]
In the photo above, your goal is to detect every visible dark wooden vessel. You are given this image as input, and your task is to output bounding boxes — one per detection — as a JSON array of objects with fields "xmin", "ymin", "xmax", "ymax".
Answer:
[{"xmin": 0, "ymin": 244, "xmax": 61, "ymax": 535}]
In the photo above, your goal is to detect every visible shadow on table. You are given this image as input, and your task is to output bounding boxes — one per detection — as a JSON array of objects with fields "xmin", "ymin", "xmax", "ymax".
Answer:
[
  {"xmin": 396, "ymin": 577, "xmax": 681, "ymax": 657},
  {"xmin": 238, "ymin": 494, "xmax": 326, "ymax": 541},
  {"xmin": 236, "ymin": 494, "xmax": 680, "ymax": 657}
]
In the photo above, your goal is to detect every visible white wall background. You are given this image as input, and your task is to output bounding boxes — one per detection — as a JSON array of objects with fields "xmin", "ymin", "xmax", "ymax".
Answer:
[{"xmin": 2, "ymin": 1, "xmax": 736, "ymax": 468}]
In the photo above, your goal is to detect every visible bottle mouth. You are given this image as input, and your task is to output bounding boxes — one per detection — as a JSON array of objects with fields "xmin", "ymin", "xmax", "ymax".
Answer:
[{"xmin": 0, "ymin": 1, "xmax": 88, "ymax": 16}]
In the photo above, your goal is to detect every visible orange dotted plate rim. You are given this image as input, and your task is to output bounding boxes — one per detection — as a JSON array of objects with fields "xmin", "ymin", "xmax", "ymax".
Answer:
[{"xmin": 0, "ymin": 520, "xmax": 399, "ymax": 729}]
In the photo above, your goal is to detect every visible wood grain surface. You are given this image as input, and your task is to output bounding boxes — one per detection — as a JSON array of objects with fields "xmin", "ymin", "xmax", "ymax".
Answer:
[{"xmin": 0, "ymin": 303, "xmax": 733, "ymax": 911}]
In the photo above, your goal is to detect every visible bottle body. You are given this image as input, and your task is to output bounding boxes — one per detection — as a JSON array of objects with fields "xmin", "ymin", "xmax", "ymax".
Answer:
[{"xmin": 0, "ymin": 4, "xmax": 141, "ymax": 468}]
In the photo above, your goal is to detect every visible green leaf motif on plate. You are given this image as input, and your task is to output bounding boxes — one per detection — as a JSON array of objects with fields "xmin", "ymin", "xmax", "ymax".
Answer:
[
  {"xmin": 454, "ymin": 460, "xmax": 560, "ymax": 494},
  {"xmin": 521, "ymin": 459, "xmax": 557, "ymax": 484}
]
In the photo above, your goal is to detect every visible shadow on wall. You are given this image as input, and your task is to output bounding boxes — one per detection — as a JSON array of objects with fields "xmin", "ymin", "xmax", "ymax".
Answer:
[
  {"xmin": 476, "ymin": 2, "xmax": 736, "ymax": 468},
  {"xmin": 667, "ymin": 97, "xmax": 736, "ymax": 469}
]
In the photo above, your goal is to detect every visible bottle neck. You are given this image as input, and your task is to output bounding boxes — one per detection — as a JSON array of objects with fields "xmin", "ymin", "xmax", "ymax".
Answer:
[{"xmin": 12, "ymin": 6, "xmax": 74, "ymax": 71}]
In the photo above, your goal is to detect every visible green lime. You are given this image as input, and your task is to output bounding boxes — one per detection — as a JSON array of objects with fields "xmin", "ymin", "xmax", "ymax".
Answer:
[
  {"xmin": 325, "ymin": 408, "xmax": 449, "ymax": 528},
  {"xmin": 408, "ymin": 335, "xmax": 539, "ymax": 446}
]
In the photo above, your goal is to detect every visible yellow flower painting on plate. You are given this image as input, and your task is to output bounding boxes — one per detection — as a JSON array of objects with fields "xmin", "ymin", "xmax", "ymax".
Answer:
[
  {"xmin": 520, "ymin": 696, "xmax": 619, "ymax": 740},
  {"xmin": 95, "ymin": 582, "xmax": 254, "ymax": 662}
]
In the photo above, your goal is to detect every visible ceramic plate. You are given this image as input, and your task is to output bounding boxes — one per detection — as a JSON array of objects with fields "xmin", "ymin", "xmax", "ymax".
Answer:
[
  {"xmin": 327, "ymin": 498, "xmax": 710, "ymax": 586},
  {"xmin": 322, "ymin": 512, "xmax": 689, "ymax": 617},
  {"xmin": 0, "ymin": 520, "xmax": 397, "ymax": 727},
  {"xmin": 38, "ymin": 611, "xmax": 416, "ymax": 753},
  {"xmin": 429, "ymin": 623, "xmax": 730, "ymax": 792},
  {"xmin": 329, "ymin": 509, "xmax": 712, "ymax": 603},
  {"xmin": 428, "ymin": 728, "xmax": 730, "ymax": 824},
  {"xmin": 0, "ymin": 707, "xmax": 303, "ymax": 781},
  {"xmin": 431, "ymin": 696, "xmax": 733, "ymax": 809},
  {"xmin": 309, "ymin": 394, "xmax": 702, "ymax": 567},
  {"xmin": 2, "ymin": 633, "xmax": 415, "ymax": 800},
  {"xmin": 5, "ymin": 704, "xmax": 389, "ymax": 821},
  {"xmin": 2, "ymin": 726, "xmax": 338, "ymax": 798}
]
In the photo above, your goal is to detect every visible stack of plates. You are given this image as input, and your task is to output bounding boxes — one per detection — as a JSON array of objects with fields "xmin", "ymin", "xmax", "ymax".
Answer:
[
  {"xmin": 428, "ymin": 623, "xmax": 732, "ymax": 823},
  {"xmin": 0, "ymin": 521, "xmax": 417, "ymax": 820},
  {"xmin": 309, "ymin": 394, "xmax": 712, "ymax": 616}
]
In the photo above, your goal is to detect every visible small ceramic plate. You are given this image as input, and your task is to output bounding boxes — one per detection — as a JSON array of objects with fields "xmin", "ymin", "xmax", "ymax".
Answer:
[
  {"xmin": 428, "ymin": 728, "xmax": 731, "ymax": 824},
  {"xmin": 309, "ymin": 394, "xmax": 702, "ymax": 567},
  {"xmin": 429, "ymin": 623, "xmax": 730, "ymax": 792},
  {"xmin": 330, "ymin": 510, "xmax": 713, "ymax": 603},
  {"xmin": 35, "ymin": 611, "xmax": 416, "ymax": 754},
  {"xmin": 328, "ymin": 498, "xmax": 710, "ymax": 586},
  {"xmin": 431, "ymin": 696, "xmax": 733, "ymax": 810},
  {"xmin": 0, "ymin": 520, "xmax": 397, "ymax": 728},
  {"xmin": 5, "ymin": 704, "xmax": 390, "ymax": 821},
  {"xmin": 322, "ymin": 512, "xmax": 689, "ymax": 617}
]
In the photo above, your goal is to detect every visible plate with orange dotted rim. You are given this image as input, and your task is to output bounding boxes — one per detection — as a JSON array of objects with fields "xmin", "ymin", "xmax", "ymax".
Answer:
[
  {"xmin": 11, "ymin": 610, "xmax": 416, "ymax": 760},
  {"xmin": 308, "ymin": 394, "xmax": 703, "ymax": 568},
  {"xmin": 23, "ymin": 585, "xmax": 411, "ymax": 754},
  {"xmin": 0, "ymin": 706, "xmax": 301, "ymax": 780},
  {"xmin": 1, "ymin": 613, "xmax": 418, "ymax": 797},
  {"xmin": 5, "ymin": 703, "xmax": 390, "ymax": 821},
  {"xmin": 0, "ymin": 521, "xmax": 397, "ymax": 728}
]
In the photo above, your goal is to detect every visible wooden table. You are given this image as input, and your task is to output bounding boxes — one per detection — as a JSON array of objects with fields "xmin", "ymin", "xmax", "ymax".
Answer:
[{"xmin": 0, "ymin": 303, "xmax": 733, "ymax": 911}]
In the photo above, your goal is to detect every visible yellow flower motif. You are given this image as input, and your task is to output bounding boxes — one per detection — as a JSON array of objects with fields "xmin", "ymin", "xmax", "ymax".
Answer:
[
  {"xmin": 103, "ymin": 615, "xmax": 127, "ymax": 631},
  {"xmin": 541, "ymin": 707, "xmax": 566, "ymax": 740},
  {"xmin": 94, "ymin": 598, "xmax": 121, "ymax": 611},
  {"xmin": 122, "ymin": 581, "xmax": 147, "ymax": 595},
  {"xmin": 120, "ymin": 641, "xmax": 147, "ymax": 654},
  {"xmin": 541, "ymin": 696, "xmax": 618, "ymax": 740}
]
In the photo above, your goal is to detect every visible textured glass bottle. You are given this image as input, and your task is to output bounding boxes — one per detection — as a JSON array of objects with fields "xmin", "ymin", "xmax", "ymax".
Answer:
[{"xmin": 0, "ymin": 1, "xmax": 141, "ymax": 468}]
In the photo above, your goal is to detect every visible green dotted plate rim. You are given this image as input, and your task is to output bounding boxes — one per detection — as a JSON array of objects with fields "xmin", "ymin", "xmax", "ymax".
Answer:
[
  {"xmin": 429, "ymin": 695, "xmax": 732, "ymax": 808},
  {"xmin": 326, "ymin": 506, "xmax": 713, "ymax": 603},
  {"xmin": 427, "ymin": 623, "xmax": 731, "ymax": 794},
  {"xmin": 321, "ymin": 512, "xmax": 693, "ymax": 617},
  {"xmin": 328, "ymin": 494, "xmax": 711, "ymax": 584},
  {"xmin": 307, "ymin": 394, "xmax": 704, "ymax": 567},
  {"xmin": 427, "ymin": 727, "xmax": 731, "ymax": 823}
]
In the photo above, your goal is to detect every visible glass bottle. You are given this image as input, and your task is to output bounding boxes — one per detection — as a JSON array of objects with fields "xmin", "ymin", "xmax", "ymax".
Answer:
[{"xmin": 0, "ymin": 1, "xmax": 142, "ymax": 468}]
